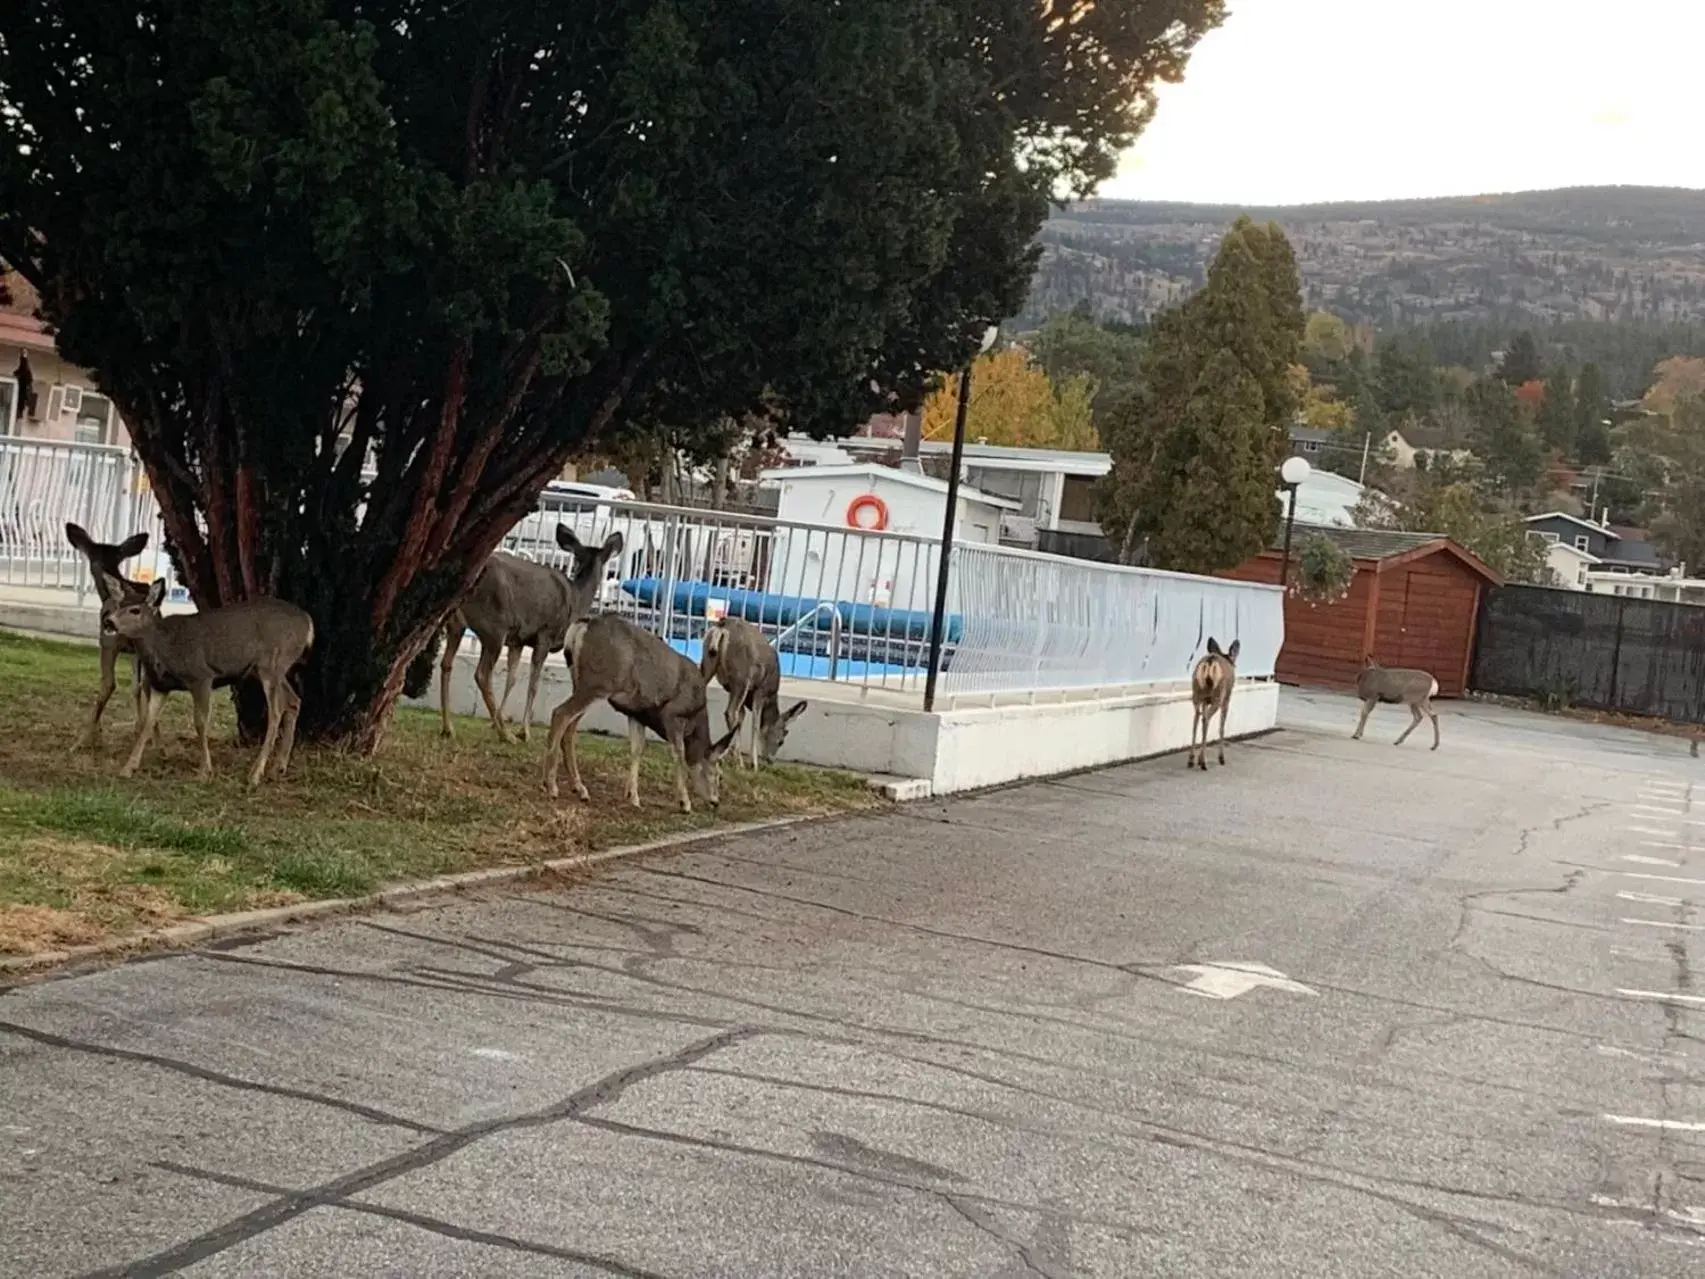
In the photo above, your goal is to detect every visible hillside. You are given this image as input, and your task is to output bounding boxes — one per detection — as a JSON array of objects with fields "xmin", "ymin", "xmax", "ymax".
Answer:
[{"xmin": 1021, "ymin": 186, "xmax": 1705, "ymax": 333}]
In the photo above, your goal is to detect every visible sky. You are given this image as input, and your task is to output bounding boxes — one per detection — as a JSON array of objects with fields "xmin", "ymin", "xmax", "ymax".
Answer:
[{"xmin": 1100, "ymin": 0, "xmax": 1705, "ymax": 206}]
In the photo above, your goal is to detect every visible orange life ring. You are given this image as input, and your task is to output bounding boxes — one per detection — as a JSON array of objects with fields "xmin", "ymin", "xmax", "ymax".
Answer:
[{"xmin": 846, "ymin": 493, "xmax": 888, "ymax": 532}]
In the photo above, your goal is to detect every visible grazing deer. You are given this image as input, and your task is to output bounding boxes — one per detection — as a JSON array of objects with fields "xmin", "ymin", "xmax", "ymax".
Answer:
[
  {"xmin": 65, "ymin": 522, "xmax": 152, "ymax": 748},
  {"xmin": 439, "ymin": 527, "xmax": 623, "ymax": 743},
  {"xmin": 544, "ymin": 614, "xmax": 736, "ymax": 813},
  {"xmin": 1188, "ymin": 637, "xmax": 1240, "ymax": 770},
  {"xmin": 98, "ymin": 574, "xmax": 314, "ymax": 786},
  {"xmin": 700, "ymin": 617, "xmax": 807, "ymax": 770},
  {"xmin": 1352, "ymin": 659, "xmax": 1440, "ymax": 750}
]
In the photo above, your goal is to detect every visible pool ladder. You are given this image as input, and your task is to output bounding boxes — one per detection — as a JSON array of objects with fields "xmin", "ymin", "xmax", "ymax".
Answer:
[{"xmin": 771, "ymin": 601, "xmax": 843, "ymax": 681}]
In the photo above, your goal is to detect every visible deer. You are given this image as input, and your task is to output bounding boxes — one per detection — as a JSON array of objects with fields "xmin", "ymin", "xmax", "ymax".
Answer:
[
  {"xmin": 544, "ymin": 613, "xmax": 737, "ymax": 813},
  {"xmin": 65, "ymin": 522, "xmax": 153, "ymax": 749},
  {"xmin": 1352, "ymin": 658, "xmax": 1440, "ymax": 750},
  {"xmin": 699, "ymin": 617, "xmax": 807, "ymax": 770},
  {"xmin": 439, "ymin": 526, "xmax": 623, "ymax": 743},
  {"xmin": 1187, "ymin": 637, "xmax": 1240, "ymax": 770},
  {"xmin": 97, "ymin": 573, "xmax": 315, "ymax": 786}
]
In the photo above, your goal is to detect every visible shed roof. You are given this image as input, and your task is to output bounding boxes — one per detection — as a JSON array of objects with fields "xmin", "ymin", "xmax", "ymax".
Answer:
[{"xmin": 1266, "ymin": 523, "xmax": 1503, "ymax": 584}]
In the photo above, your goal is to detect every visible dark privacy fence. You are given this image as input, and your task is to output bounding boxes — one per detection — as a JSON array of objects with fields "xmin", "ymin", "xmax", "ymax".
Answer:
[{"xmin": 1471, "ymin": 584, "xmax": 1705, "ymax": 721}]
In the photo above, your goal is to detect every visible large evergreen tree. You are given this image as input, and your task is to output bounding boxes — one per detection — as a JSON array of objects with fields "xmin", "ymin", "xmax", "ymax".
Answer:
[
  {"xmin": 1097, "ymin": 217, "xmax": 1303, "ymax": 571},
  {"xmin": 1500, "ymin": 331, "xmax": 1543, "ymax": 386},
  {"xmin": 1467, "ymin": 378, "xmax": 1543, "ymax": 493},
  {"xmin": 1536, "ymin": 365, "xmax": 1576, "ymax": 452},
  {"xmin": 1574, "ymin": 362, "xmax": 1613, "ymax": 465},
  {"xmin": 0, "ymin": 0, "xmax": 1224, "ymax": 746}
]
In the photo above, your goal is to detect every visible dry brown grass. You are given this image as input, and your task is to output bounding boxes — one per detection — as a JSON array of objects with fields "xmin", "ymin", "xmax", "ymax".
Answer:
[{"xmin": 0, "ymin": 631, "xmax": 879, "ymax": 954}]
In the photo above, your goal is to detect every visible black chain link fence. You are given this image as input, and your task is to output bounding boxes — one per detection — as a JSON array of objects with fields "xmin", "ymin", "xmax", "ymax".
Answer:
[{"xmin": 1471, "ymin": 583, "xmax": 1705, "ymax": 721}]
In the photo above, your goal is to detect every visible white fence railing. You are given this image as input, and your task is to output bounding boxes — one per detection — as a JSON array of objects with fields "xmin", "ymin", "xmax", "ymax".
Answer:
[{"xmin": 0, "ymin": 436, "xmax": 1285, "ymax": 705}]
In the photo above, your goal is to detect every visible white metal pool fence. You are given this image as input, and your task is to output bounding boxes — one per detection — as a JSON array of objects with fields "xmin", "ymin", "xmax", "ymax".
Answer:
[{"xmin": 0, "ymin": 436, "xmax": 1285, "ymax": 705}]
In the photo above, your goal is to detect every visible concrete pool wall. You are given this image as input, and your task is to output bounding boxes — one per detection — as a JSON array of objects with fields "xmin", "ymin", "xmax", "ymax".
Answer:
[{"xmin": 417, "ymin": 648, "xmax": 1281, "ymax": 798}]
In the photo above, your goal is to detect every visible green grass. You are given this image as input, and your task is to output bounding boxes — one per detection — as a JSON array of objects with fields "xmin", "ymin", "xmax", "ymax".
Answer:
[{"xmin": 0, "ymin": 630, "xmax": 879, "ymax": 955}]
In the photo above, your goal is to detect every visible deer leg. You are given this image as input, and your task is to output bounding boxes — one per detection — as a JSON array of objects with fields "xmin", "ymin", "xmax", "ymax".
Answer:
[
  {"xmin": 517, "ymin": 643, "xmax": 550, "ymax": 744},
  {"xmin": 1352, "ymin": 699, "xmax": 1374, "ymax": 740},
  {"xmin": 81, "ymin": 636, "xmax": 120, "ymax": 749},
  {"xmin": 500, "ymin": 642, "xmax": 524, "ymax": 726},
  {"xmin": 247, "ymin": 678, "xmax": 285, "ymax": 787},
  {"xmin": 1186, "ymin": 703, "xmax": 1199, "ymax": 768},
  {"xmin": 439, "ymin": 621, "xmax": 465, "ymax": 739},
  {"xmin": 1424, "ymin": 698, "xmax": 1440, "ymax": 751},
  {"xmin": 119, "ymin": 688, "xmax": 168, "ymax": 779},
  {"xmin": 667, "ymin": 724, "xmax": 692, "ymax": 814},
  {"xmin": 749, "ymin": 710, "xmax": 762, "ymax": 771},
  {"xmin": 1217, "ymin": 699, "xmax": 1229, "ymax": 766},
  {"xmin": 273, "ymin": 685, "xmax": 302, "ymax": 779},
  {"xmin": 473, "ymin": 640, "xmax": 513, "ymax": 742},
  {"xmin": 1394, "ymin": 703, "xmax": 1423, "ymax": 746},
  {"xmin": 626, "ymin": 717, "xmax": 647, "ymax": 808},
  {"xmin": 190, "ymin": 683, "xmax": 214, "ymax": 779},
  {"xmin": 543, "ymin": 688, "xmax": 599, "ymax": 801}
]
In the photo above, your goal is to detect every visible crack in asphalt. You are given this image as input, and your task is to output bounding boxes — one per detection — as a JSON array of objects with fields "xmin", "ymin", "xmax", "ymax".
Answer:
[
  {"xmin": 79, "ymin": 1027, "xmax": 760, "ymax": 1279},
  {"xmin": 0, "ymin": 1019, "xmax": 442, "ymax": 1136},
  {"xmin": 147, "ymin": 1160, "xmax": 666, "ymax": 1277}
]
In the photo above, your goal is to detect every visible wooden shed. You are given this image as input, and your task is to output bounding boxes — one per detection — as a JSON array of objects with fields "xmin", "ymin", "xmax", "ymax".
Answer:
[{"xmin": 1220, "ymin": 526, "xmax": 1502, "ymax": 697}]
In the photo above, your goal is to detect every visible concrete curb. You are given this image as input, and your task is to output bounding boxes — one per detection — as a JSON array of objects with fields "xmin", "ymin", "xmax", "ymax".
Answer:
[{"xmin": 0, "ymin": 813, "xmax": 822, "ymax": 982}]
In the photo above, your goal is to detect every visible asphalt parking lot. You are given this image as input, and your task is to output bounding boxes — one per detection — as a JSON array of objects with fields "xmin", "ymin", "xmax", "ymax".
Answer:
[{"xmin": 3, "ymin": 688, "xmax": 1703, "ymax": 1277}]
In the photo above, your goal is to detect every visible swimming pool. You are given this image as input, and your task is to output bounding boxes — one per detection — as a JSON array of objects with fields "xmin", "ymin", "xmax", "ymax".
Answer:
[{"xmin": 664, "ymin": 635, "xmax": 915, "ymax": 681}]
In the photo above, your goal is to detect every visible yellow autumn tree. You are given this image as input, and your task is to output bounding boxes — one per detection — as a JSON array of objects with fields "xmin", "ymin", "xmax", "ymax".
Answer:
[{"xmin": 920, "ymin": 347, "xmax": 1099, "ymax": 451}]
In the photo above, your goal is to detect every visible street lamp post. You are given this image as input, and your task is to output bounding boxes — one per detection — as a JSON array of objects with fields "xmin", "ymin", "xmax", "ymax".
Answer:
[
  {"xmin": 1277, "ymin": 455, "xmax": 1312, "ymax": 590},
  {"xmin": 923, "ymin": 325, "xmax": 999, "ymax": 713}
]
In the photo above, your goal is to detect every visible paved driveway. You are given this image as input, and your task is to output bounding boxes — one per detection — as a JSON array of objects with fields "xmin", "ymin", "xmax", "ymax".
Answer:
[{"xmin": 3, "ymin": 689, "xmax": 1703, "ymax": 1277}]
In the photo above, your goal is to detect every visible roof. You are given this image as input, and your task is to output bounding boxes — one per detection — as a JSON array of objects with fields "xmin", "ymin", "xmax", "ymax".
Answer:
[
  {"xmin": 1265, "ymin": 522, "xmax": 1503, "ymax": 584},
  {"xmin": 1276, "ymin": 469, "xmax": 1364, "ymax": 528},
  {"xmin": 1525, "ymin": 511, "xmax": 1619, "ymax": 539},
  {"xmin": 1543, "ymin": 541, "xmax": 1602, "ymax": 566},
  {"xmin": 758, "ymin": 463, "xmax": 1021, "ymax": 510},
  {"xmin": 1600, "ymin": 539, "xmax": 1663, "ymax": 568},
  {"xmin": 833, "ymin": 434, "xmax": 1112, "ymax": 477},
  {"xmin": 1288, "ymin": 426, "xmax": 1337, "ymax": 444}
]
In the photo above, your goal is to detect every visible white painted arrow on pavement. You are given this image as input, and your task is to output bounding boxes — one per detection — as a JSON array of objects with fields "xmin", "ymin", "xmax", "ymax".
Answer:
[{"xmin": 1171, "ymin": 961, "xmax": 1319, "ymax": 1001}]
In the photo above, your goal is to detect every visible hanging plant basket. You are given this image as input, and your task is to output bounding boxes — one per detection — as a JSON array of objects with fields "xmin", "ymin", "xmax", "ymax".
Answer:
[{"xmin": 1288, "ymin": 532, "xmax": 1354, "ymax": 605}]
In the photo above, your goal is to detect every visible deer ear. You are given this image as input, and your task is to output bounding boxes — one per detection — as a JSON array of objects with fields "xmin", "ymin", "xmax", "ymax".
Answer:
[
  {"xmin": 92, "ymin": 567, "xmax": 127, "ymax": 604},
  {"xmin": 1206, "ymin": 637, "xmax": 1223, "ymax": 657},
  {"xmin": 146, "ymin": 578, "xmax": 167, "ymax": 609},
  {"xmin": 1227, "ymin": 639, "xmax": 1240, "ymax": 660},
  {"xmin": 782, "ymin": 700, "xmax": 808, "ymax": 723},
  {"xmin": 708, "ymin": 726, "xmax": 739, "ymax": 761},
  {"xmin": 600, "ymin": 531, "xmax": 624, "ymax": 558},
  {"xmin": 116, "ymin": 532, "xmax": 149, "ymax": 560},
  {"xmin": 554, "ymin": 524, "xmax": 584, "ymax": 554},
  {"xmin": 65, "ymin": 522, "xmax": 92, "ymax": 553}
]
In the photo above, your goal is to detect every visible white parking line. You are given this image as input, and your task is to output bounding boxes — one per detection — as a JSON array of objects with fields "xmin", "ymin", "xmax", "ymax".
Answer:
[
  {"xmin": 1622, "ymin": 919, "xmax": 1705, "ymax": 930},
  {"xmin": 1616, "ymin": 989, "xmax": 1705, "ymax": 1006},
  {"xmin": 1620, "ymin": 871, "xmax": 1705, "ymax": 886},
  {"xmin": 1633, "ymin": 804, "xmax": 1686, "ymax": 816},
  {"xmin": 1603, "ymin": 1115, "xmax": 1705, "ymax": 1131},
  {"xmin": 1627, "ymin": 826, "xmax": 1682, "ymax": 837},
  {"xmin": 1640, "ymin": 841, "xmax": 1689, "ymax": 850},
  {"xmin": 1619, "ymin": 891, "xmax": 1685, "ymax": 906},
  {"xmin": 1622, "ymin": 854, "xmax": 1683, "ymax": 867}
]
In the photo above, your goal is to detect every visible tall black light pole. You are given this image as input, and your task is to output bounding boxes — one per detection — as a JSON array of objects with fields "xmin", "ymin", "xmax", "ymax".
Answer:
[
  {"xmin": 923, "ymin": 325, "xmax": 998, "ymax": 713},
  {"xmin": 1277, "ymin": 455, "xmax": 1312, "ymax": 589}
]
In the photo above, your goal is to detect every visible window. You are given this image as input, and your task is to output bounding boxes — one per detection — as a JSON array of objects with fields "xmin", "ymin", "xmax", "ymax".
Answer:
[
  {"xmin": 1536, "ymin": 531, "xmax": 1559, "ymax": 544},
  {"xmin": 72, "ymin": 391, "xmax": 114, "ymax": 446},
  {"xmin": 1059, "ymin": 475, "xmax": 1098, "ymax": 524},
  {"xmin": 1574, "ymin": 534, "xmax": 1590, "ymax": 551},
  {"xmin": 0, "ymin": 377, "xmax": 15, "ymax": 435},
  {"xmin": 1577, "ymin": 566, "xmax": 1587, "ymax": 586}
]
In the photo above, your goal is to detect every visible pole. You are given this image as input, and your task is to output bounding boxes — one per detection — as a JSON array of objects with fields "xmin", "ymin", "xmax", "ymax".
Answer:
[
  {"xmin": 923, "ymin": 360, "xmax": 974, "ymax": 713},
  {"xmin": 1359, "ymin": 432, "xmax": 1371, "ymax": 485},
  {"xmin": 1278, "ymin": 484, "xmax": 1299, "ymax": 590}
]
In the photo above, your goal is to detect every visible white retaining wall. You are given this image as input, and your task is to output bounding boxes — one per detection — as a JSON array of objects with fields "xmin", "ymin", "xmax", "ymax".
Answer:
[{"xmin": 413, "ymin": 649, "xmax": 1280, "ymax": 796}]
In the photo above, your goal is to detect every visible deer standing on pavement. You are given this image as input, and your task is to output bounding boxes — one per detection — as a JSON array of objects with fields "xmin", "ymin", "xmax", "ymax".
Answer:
[
  {"xmin": 1188, "ymin": 637, "xmax": 1240, "ymax": 770},
  {"xmin": 699, "ymin": 617, "xmax": 807, "ymax": 770},
  {"xmin": 98, "ymin": 574, "xmax": 314, "ymax": 786},
  {"xmin": 544, "ymin": 614, "xmax": 736, "ymax": 813},
  {"xmin": 66, "ymin": 523, "xmax": 153, "ymax": 748},
  {"xmin": 439, "ymin": 527, "xmax": 623, "ymax": 743},
  {"xmin": 1352, "ymin": 659, "xmax": 1440, "ymax": 750}
]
